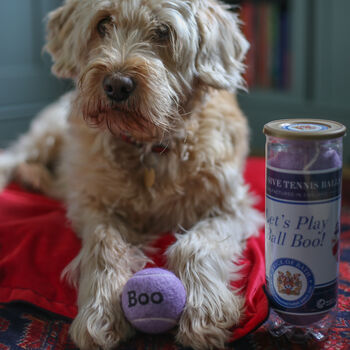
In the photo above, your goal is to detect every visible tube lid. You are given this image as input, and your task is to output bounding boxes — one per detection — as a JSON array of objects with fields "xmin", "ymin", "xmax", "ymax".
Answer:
[{"xmin": 263, "ymin": 119, "xmax": 346, "ymax": 140}]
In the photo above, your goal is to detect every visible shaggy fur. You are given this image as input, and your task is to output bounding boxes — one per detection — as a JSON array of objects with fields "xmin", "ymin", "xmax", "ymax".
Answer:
[{"xmin": 0, "ymin": 0, "xmax": 263, "ymax": 349}]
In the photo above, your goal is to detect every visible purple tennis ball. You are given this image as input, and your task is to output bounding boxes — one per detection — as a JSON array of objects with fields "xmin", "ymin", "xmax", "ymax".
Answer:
[
  {"xmin": 269, "ymin": 141, "xmax": 342, "ymax": 170},
  {"xmin": 121, "ymin": 268, "xmax": 186, "ymax": 334}
]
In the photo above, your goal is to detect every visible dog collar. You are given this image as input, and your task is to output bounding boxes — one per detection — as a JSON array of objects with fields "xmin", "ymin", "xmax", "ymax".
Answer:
[{"xmin": 120, "ymin": 133, "xmax": 169, "ymax": 154}]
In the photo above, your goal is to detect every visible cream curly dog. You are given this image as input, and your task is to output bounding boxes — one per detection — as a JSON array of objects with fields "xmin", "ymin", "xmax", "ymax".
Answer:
[{"xmin": 0, "ymin": 0, "xmax": 263, "ymax": 349}]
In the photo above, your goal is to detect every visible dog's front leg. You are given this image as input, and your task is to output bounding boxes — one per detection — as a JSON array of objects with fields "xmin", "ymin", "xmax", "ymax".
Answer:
[
  {"xmin": 167, "ymin": 210, "xmax": 261, "ymax": 350},
  {"xmin": 67, "ymin": 217, "xmax": 148, "ymax": 350}
]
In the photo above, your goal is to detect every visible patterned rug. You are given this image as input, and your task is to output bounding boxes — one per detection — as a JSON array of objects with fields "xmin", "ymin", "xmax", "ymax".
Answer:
[{"xmin": 0, "ymin": 209, "xmax": 349, "ymax": 350}]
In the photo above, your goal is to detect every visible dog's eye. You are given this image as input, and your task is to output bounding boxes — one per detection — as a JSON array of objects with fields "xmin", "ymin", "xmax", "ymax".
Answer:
[
  {"xmin": 155, "ymin": 24, "xmax": 170, "ymax": 41},
  {"xmin": 97, "ymin": 17, "xmax": 113, "ymax": 37}
]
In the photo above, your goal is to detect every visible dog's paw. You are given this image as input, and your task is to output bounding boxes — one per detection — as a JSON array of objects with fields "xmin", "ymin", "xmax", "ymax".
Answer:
[
  {"xmin": 176, "ymin": 290, "xmax": 244, "ymax": 350},
  {"xmin": 70, "ymin": 303, "xmax": 134, "ymax": 350}
]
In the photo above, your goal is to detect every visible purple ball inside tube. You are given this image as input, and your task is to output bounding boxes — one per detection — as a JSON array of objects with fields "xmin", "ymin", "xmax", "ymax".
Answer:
[{"xmin": 268, "ymin": 140, "xmax": 342, "ymax": 170}]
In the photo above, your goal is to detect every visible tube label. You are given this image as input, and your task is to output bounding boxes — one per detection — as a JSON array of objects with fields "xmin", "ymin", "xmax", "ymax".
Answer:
[{"xmin": 265, "ymin": 166, "xmax": 341, "ymax": 315}]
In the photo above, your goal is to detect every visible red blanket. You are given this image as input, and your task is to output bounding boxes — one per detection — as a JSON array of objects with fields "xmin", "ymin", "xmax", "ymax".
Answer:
[{"xmin": 0, "ymin": 157, "xmax": 267, "ymax": 342}]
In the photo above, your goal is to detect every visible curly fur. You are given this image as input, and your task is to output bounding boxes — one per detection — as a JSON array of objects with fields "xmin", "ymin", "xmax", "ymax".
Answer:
[{"xmin": 0, "ymin": 1, "xmax": 263, "ymax": 349}]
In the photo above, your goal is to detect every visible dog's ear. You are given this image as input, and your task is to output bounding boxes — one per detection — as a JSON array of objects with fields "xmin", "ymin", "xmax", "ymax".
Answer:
[
  {"xmin": 195, "ymin": 1, "xmax": 249, "ymax": 91},
  {"xmin": 45, "ymin": 0, "xmax": 79, "ymax": 79}
]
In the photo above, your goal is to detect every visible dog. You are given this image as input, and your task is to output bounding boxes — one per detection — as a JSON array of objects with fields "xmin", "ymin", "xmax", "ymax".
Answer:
[{"xmin": 0, "ymin": 0, "xmax": 263, "ymax": 349}]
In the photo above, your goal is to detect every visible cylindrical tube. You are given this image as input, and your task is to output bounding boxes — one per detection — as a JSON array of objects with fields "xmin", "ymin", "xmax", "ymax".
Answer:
[{"xmin": 263, "ymin": 119, "xmax": 346, "ymax": 342}]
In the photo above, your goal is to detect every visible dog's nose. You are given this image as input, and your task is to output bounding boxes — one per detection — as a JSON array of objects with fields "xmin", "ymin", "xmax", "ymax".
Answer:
[{"xmin": 103, "ymin": 74, "xmax": 136, "ymax": 102}]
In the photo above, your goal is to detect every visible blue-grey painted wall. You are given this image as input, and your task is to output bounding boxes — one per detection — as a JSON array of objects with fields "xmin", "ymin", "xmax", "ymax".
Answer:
[
  {"xmin": 0, "ymin": 0, "xmax": 69, "ymax": 147},
  {"xmin": 0, "ymin": 0, "xmax": 349, "ymax": 164}
]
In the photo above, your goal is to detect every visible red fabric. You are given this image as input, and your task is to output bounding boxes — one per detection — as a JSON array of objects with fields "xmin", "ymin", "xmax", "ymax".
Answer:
[
  {"xmin": 0, "ymin": 157, "xmax": 267, "ymax": 341},
  {"xmin": 0, "ymin": 187, "xmax": 80, "ymax": 318}
]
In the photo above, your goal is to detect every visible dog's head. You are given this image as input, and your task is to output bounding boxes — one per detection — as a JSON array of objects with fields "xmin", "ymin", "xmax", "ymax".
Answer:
[{"xmin": 46, "ymin": 0, "xmax": 248, "ymax": 140}]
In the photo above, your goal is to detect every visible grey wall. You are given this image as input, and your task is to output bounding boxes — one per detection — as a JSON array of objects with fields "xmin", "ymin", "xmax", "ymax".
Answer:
[
  {"xmin": 0, "ymin": 0, "xmax": 349, "ymax": 164},
  {"xmin": 0, "ymin": 0, "xmax": 70, "ymax": 147}
]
